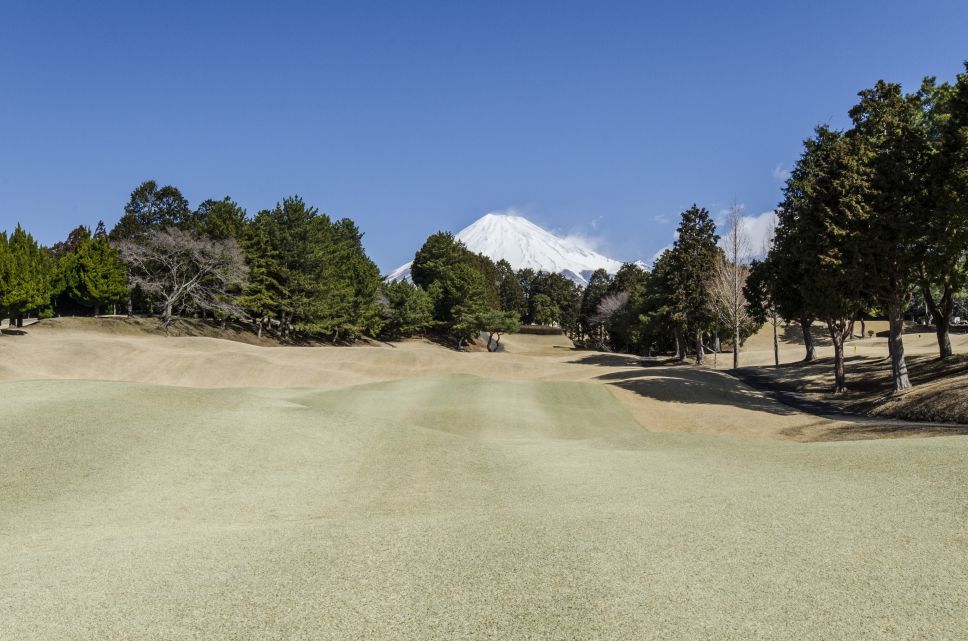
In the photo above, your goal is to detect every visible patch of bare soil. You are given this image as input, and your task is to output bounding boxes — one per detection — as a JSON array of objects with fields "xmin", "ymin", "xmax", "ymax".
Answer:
[{"xmin": 29, "ymin": 315, "xmax": 283, "ymax": 345}]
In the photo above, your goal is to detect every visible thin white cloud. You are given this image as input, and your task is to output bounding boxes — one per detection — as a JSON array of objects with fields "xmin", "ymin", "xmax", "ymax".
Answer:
[
  {"xmin": 648, "ymin": 244, "xmax": 673, "ymax": 268},
  {"xmin": 742, "ymin": 209, "xmax": 778, "ymax": 256},
  {"xmin": 653, "ymin": 213, "xmax": 670, "ymax": 224},
  {"xmin": 716, "ymin": 209, "xmax": 777, "ymax": 258},
  {"xmin": 563, "ymin": 231, "xmax": 603, "ymax": 252},
  {"xmin": 773, "ymin": 163, "xmax": 791, "ymax": 181}
]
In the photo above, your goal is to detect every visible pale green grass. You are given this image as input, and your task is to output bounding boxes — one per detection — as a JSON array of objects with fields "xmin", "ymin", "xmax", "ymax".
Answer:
[{"xmin": 1, "ymin": 376, "xmax": 966, "ymax": 640}]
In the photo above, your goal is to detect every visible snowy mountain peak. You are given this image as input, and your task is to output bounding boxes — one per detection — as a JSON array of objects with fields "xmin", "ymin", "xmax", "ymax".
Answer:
[{"xmin": 388, "ymin": 212, "xmax": 628, "ymax": 286}]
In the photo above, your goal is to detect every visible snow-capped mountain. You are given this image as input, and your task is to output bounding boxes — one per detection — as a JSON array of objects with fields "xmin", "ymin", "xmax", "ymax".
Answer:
[{"xmin": 387, "ymin": 212, "xmax": 629, "ymax": 286}]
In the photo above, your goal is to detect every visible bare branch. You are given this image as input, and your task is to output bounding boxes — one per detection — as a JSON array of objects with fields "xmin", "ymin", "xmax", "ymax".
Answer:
[{"xmin": 118, "ymin": 227, "xmax": 248, "ymax": 327}]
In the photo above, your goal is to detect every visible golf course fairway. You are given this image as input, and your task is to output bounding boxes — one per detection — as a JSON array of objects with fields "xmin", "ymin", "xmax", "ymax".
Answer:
[{"xmin": 2, "ymin": 372, "xmax": 965, "ymax": 640}]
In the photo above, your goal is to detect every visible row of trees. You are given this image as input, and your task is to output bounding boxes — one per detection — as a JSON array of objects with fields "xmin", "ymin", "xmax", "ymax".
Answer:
[
  {"xmin": 746, "ymin": 65, "xmax": 968, "ymax": 393},
  {"xmin": 0, "ymin": 183, "xmax": 447, "ymax": 344}
]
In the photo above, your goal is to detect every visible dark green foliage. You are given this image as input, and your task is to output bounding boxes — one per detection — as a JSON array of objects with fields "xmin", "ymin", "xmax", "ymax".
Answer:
[
  {"xmin": 0, "ymin": 225, "xmax": 54, "ymax": 320},
  {"xmin": 379, "ymin": 280, "xmax": 434, "ymax": 337},
  {"xmin": 59, "ymin": 226, "xmax": 127, "ymax": 314},
  {"xmin": 667, "ymin": 206, "xmax": 719, "ymax": 362},
  {"xmin": 110, "ymin": 180, "xmax": 190, "ymax": 241},
  {"xmin": 604, "ymin": 262, "xmax": 649, "ymax": 353},
  {"xmin": 525, "ymin": 270, "xmax": 581, "ymax": 334},
  {"xmin": 241, "ymin": 197, "xmax": 382, "ymax": 340},
  {"xmin": 411, "ymin": 232, "xmax": 490, "ymax": 341},
  {"xmin": 530, "ymin": 293, "xmax": 559, "ymax": 325},
  {"xmin": 496, "ymin": 259, "xmax": 527, "ymax": 317},
  {"xmin": 477, "ymin": 308, "xmax": 521, "ymax": 351},
  {"xmin": 919, "ymin": 66, "xmax": 968, "ymax": 358},
  {"xmin": 743, "ymin": 259, "xmax": 775, "ymax": 328},
  {"xmin": 579, "ymin": 269, "xmax": 612, "ymax": 344},
  {"xmin": 770, "ymin": 127, "xmax": 875, "ymax": 391},
  {"xmin": 186, "ymin": 197, "xmax": 249, "ymax": 241}
]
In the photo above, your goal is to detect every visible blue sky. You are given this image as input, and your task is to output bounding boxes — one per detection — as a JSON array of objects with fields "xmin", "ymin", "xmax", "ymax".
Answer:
[{"xmin": 1, "ymin": 1, "xmax": 966, "ymax": 272}]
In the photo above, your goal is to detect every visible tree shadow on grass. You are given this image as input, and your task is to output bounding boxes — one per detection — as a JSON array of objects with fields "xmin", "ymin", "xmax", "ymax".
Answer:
[
  {"xmin": 597, "ymin": 366, "xmax": 801, "ymax": 416},
  {"xmin": 568, "ymin": 353, "xmax": 646, "ymax": 367}
]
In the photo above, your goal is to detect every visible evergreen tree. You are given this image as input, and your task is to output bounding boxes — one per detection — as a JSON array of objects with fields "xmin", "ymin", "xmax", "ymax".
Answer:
[
  {"xmin": 744, "ymin": 258, "xmax": 781, "ymax": 367},
  {"xmin": 528, "ymin": 271, "xmax": 581, "ymax": 334},
  {"xmin": 187, "ymin": 197, "xmax": 249, "ymax": 241},
  {"xmin": 530, "ymin": 293, "xmax": 559, "ymax": 326},
  {"xmin": 110, "ymin": 180, "xmax": 191, "ymax": 241},
  {"xmin": 60, "ymin": 226, "xmax": 128, "ymax": 315},
  {"xmin": 921, "ymin": 66, "xmax": 968, "ymax": 358},
  {"xmin": 240, "ymin": 197, "xmax": 381, "ymax": 340},
  {"xmin": 0, "ymin": 225, "xmax": 54, "ymax": 324},
  {"xmin": 849, "ymin": 80, "xmax": 929, "ymax": 391},
  {"xmin": 776, "ymin": 127, "xmax": 873, "ymax": 393},
  {"xmin": 667, "ymin": 205, "xmax": 719, "ymax": 364},
  {"xmin": 496, "ymin": 259, "xmax": 527, "ymax": 317},
  {"xmin": 604, "ymin": 262, "xmax": 649, "ymax": 353},
  {"xmin": 579, "ymin": 268, "xmax": 611, "ymax": 345},
  {"xmin": 411, "ymin": 232, "xmax": 492, "ymax": 345},
  {"xmin": 379, "ymin": 280, "xmax": 433, "ymax": 337}
]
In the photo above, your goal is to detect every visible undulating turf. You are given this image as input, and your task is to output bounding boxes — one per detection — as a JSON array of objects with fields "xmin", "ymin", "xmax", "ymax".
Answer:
[{"xmin": 1, "ymin": 376, "xmax": 965, "ymax": 640}]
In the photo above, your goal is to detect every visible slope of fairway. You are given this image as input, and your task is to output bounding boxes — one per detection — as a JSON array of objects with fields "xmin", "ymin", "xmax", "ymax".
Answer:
[
  {"xmin": 2, "ymin": 376, "xmax": 966, "ymax": 641},
  {"xmin": 0, "ymin": 320, "xmax": 852, "ymax": 440}
]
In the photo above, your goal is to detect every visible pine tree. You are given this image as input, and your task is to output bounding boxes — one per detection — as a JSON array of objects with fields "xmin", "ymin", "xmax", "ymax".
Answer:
[
  {"xmin": 60, "ymin": 227, "xmax": 128, "ymax": 315},
  {"xmin": 667, "ymin": 205, "xmax": 720, "ymax": 364},
  {"xmin": 379, "ymin": 281, "xmax": 433, "ymax": 337},
  {"xmin": 0, "ymin": 225, "xmax": 54, "ymax": 324}
]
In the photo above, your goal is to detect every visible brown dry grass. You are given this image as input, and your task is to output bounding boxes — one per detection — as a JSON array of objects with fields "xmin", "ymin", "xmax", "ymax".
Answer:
[{"xmin": 728, "ymin": 322, "xmax": 968, "ymax": 426}]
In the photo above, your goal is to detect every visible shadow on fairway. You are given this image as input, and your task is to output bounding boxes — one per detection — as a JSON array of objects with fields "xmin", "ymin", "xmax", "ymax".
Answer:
[
  {"xmin": 598, "ymin": 366, "xmax": 801, "ymax": 416},
  {"xmin": 568, "ymin": 353, "xmax": 643, "ymax": 367}
]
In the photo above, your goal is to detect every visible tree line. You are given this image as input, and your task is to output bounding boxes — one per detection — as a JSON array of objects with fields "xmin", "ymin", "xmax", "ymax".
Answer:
[
  {"xmin": 2, "ymin": 63, "xmax": 964, "ymax": 379},
  {"xmin": 578, "ymin": 64, "xmax": 968, "ymax": 394},
  {"xmin": 746, "ymin": 65, "xmax": 968, "ymax": 393},
  {"xmin": 0, "ymin": 183, "xmax": 419, "ymax": 343}
]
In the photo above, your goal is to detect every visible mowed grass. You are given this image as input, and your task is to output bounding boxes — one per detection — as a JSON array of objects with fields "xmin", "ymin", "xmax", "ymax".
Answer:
[{"xmin": 1, "ymin": 376, "xmax": 966, "ymax": 640}]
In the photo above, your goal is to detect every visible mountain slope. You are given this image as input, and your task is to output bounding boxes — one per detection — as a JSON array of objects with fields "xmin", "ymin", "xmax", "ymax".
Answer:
[{"xmin": 388, "ymin": 213, "xmax": 627, "ymax": 285}]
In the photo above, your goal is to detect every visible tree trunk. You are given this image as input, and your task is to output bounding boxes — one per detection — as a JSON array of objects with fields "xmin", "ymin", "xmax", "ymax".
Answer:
[
  {"xmin": 162, "ymin": 301, "xmax": 173, "ymax": 328},
  {"xmin": 256, "ymin": 319, "xmax": 263, "ymax": 338},
  {"xmin": 16, "ymin": 314, "xmax": 23, "ymax": 328},
  {"xmin": 127, "ymin": 293, "xmax": 133, "ymax": 317},
  {"xmin": 694, "ymin": 329, "xmax": 704, "ymax": 365},
  {"xmin": 923, "ymin": 284, "xmax": 953, "ymax": 359},
  {"xmin": 673, "ymin": 327, "xmax": 684, "ymax": 360},
  {"xmin": 886, "ymin": 294, "xmax": 912, "ymax": 393},
  {"xmin": 827, "ymin": 319, "xmax": 848, "ymax": 394},
  {"xmin": 772, "ymin": 316, "xmax": 779, "ymax": 368},
  {"xmin": 800, "ymin": 316, "xmax": 815, "ymax": 362},
  {"xmin": 936, "ymin": 320, "xmax": 953, "ymax": 360},
  {"xmin": 732, "ymin": 321, "xmax": 740, "ymax": 369},
  {"xmin": 93, "ymin": 305, "xmax": 100, "ymax": 317}
]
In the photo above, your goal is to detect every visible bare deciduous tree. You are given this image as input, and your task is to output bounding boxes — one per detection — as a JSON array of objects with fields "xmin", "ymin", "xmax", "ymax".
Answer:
[
  {"xmin": 711, "ymin": 204, "xmax": 752, "ymax": 369},
  {"xmin": 119, "ymin": 228, "xmax": 248, "ymax": 328},
  {"xmin": 592, "ymin": 291, "xmax": 630, "ymax": 325}
]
